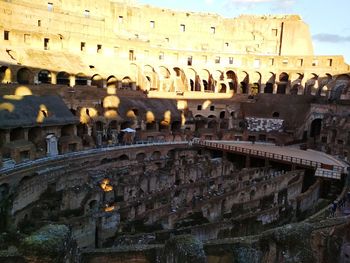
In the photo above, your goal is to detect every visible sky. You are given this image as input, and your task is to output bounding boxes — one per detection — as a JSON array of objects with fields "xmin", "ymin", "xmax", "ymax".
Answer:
[{"xmin": 137, "ymin": 0, "xmax": 350, "ymax": 64}]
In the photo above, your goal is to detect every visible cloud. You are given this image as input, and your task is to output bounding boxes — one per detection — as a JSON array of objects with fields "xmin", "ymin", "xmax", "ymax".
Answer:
[
  {"xmin": 226, "ymin": 0, "xmax": 294, "ymax": 4},
  {"xmin": 205, "ymin": 0, "xmax": 213, "ymax": 4},
  {"xmin": 224, "ymin": 0, "xmax": 296, "ymax": 12},
  {"xmin": 228, "ymin": 0, "xmax": 276, "ymax": 2},
  {"xmin": 313, "ymin": 34, "xmax": 350, "ymax": 43}
]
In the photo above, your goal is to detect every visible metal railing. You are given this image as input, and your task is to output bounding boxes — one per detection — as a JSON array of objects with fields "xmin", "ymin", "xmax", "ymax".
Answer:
[
  {"xmin": 0, "ymin": 140, "xmax": 188, "ymax": 175},
  {"xmin": 193, "ymin": 139, "xmax": 346, "ymax": 177}
]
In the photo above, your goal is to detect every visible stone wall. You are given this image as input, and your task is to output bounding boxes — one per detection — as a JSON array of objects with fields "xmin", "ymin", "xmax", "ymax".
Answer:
[{"xmin": 0, "ymin": 0, "xmax": 349, "ymax": 99}]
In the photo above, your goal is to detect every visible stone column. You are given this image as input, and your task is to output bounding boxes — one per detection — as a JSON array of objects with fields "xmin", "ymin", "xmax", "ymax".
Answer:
[
  {"xmin": 273, "ymin": 83, "xmax": 278, "ymax": 94},
  {"xmin": 96, "ymin": 131, "xmax": 103, "ymax": 147},
  {"xmin": 87, "ymin": 125, "xmax": 93, "ymax": 136},
  {"xmin": 24, "ymin": 129, "xmax": 29, "ymax": 141},
  {"xmin": 299, "ymin": 78, "xmax": 307, "ymax": 95},
  {"xmin": 51, "ymin": 72, "xmax": 57, "ymax": 85}
]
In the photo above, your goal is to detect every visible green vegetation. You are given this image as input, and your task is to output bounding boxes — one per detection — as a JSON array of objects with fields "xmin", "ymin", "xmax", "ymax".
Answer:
[{"xmin": 21, "ymin": 224, "xmax": 70, "ymax": 257}]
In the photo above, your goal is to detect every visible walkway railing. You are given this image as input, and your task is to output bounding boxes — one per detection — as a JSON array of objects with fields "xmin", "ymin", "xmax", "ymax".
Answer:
[
  {"xmin": 193, "ymin": 139, "xmax": 346, "ymax": 179},
  {"xmin": 0, "ymin": 140, "xmax": 188, "ymax": 175}
]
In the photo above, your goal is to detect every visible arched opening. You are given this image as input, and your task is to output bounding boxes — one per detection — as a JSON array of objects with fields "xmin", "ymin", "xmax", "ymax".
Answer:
[
  {"xmin": 219, "ymin": 111, "xmax": 226, "ymax": 119},
  {"xmin": 119, "ymin": 154, "xmax": 129, "ymax": 161},
  {"xmin": 220, "ymin": 120, "xmax": 229, "ymax": 129},
  {"xmin": 318, "ymin": 74, "xmax": 332, "ymax": 96},
  {"xmin": 95, "ymin": 121, "xmax": 104, "ymax": 132},
  {"xmin": 272, "ymin": 112, "xmax": 280, "ymax": 118},
  {"xmin": 250, "ymin": 72, "xmax": 262, "ymax": 95},
  {"xmin": 108, "ymin": 120, "xmax": 118, "ymax": 130},
  {"xmin": 77, "ymin": 123, "xmax": 89, "ymax": 137},
  {"xmin": 251, "ymin": 83, "xmax": 260, "ymax": 95},
  {"xmin": 195, "ymin": 115, "xmax": 206, "ymax": 130},
  {"xmin": 171, "ymin": 121, "xmax": 182, "ymax": 132},
  {"xmin": 10, "ymin": 128, "xmax": 24, "ymax": 141},
  {"xmin": 122, "ymin": 77, "xmax": 132, "ymax": 89},
  {"xmin": 330, "ymin": 74, "xmax": 350, "ymax": 100},
  {"xmin": 290, "ymin": 84, "xmax": 299, "ymax": 95},
  {"xmin": 28, "ymin": 127, "xmax": 42, "ymax": 146},
  {"xmin": 38, "ymin": 70, "xmax": 52, "ymax": 84},
  {"xmin": 146, "ymin": 121, "xmax": 157, "ymax": 131},
  {"xmin": 91, "ymin": 74, "xmax": 103, "ymax": 88},
  {"xmin": 203, "ymin": 80, "xmax": 209, "ymax": 91},
  {"xmin": 310, "ymin": 118, "xmax": 322, "ymax": 140},
  {"xmin": 136, "ymin": 152, "xmax": 146, "ymax": 162},
  {"xmin": 219, "ymin": 83, "xmax": 227, "ymax": 93},
  {"xmin": 151, "ymin": 151, "xmax": 161, "ymax": 160},
  {"xmin": 290, "ymin": 73, "xmax": 303, "ymax": 95},
  {"xmin": 187, "ymin": 69, "xmax": 200, "ymax": 92},
  {"xmin": 277, "ymin": 72, "xmax": 289, "ymax": 94},
  {"xmin": 107, "ymin": 75, "xmax": 118, "ymax": 89},
  {"xmin": 208, "ymin": 119, "xmax": 218, "ymax": 129},
  {"xmin": 17, "ymin": 67, "xmax": 32, "ymax": 84},
  {"xmin": 61, "ymin": 124, "xmax": 75, "ymax": 136},
  {"xmin": 214, "ymin": 70, "xmax": 224, "ymax": 81},
  {"xmin": 200, "ymin": 69, "xmax": 213, "ymax": 92},
  {"xmin": 265, "ymin": 73, "xmax": 275, "ymax": 93},
  {"xmin": 0, "ymin": 66, "xmax": 11, "ymax": 83},
  {"xmin": 240, "ymin": 72, "xmax": 249, "ymax": 94},
  {"xmin": 144, "ymin": 65, "xmax": 155, "ymax": 91},
  {"xmin": 120, "ymin": 121, "xmax": 132, "ymax": 130},
  {"xmin": 159, "ymin": 123, "xmax": 168, "ymax": 131},
  {"xmin": 76, "ymin": 73, "xmax": 88, "ymax": 85},
  {"xmin": 173, "ymin": 68, "xmax": 181, "ymax": 77},
  {"xmin": 57, "ymin": 71, "xmax": 70, "ymax": 85},
  {"xmin": 159, "ymin": 66, "xmax": 170, "ymax": 79},
  {"xmin": 305, "ymin": 74, "xmax": 318, "ymax": 95},
  {"xmin": 226, "ymin": 70, "xmax": 238, "ymax": 93}
]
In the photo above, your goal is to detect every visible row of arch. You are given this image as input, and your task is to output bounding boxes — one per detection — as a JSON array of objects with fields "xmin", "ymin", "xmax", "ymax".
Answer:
[
  {"xmin": 1, "ymin": 65, "xmax": 349, "ymax": 96},
  {"xmin": 0, "ymin": 66, "xmax": 134, "ymax": 89},
  {"xmin": 99, "ymin": 150, "xmax": 168, "ymax": 165}
]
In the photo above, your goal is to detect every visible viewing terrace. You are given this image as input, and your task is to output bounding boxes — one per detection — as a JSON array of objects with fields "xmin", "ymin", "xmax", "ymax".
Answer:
[{"xmin": 193, "ymin": 139, "xmax": 349, "ymax": 180}]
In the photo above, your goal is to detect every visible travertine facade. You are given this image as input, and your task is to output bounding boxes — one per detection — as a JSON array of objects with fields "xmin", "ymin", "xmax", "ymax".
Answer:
[
  {"xmin": 1, "ymin": 1, "xmax": 350, "ymax": 262},
  {"xmin": 0, "ymin": 0, "xmax": 349, "ymax": 100}
]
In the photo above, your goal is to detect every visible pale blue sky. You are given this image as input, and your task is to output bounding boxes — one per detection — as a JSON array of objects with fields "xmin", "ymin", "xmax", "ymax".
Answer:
[{"xmin": 138, "ymin": 0, "xmax": 350, "ymax": 64}]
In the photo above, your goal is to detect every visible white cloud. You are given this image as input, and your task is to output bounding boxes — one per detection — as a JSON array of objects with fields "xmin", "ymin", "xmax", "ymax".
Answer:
[
  {"xmin": 205, "ymin": 0, "xmax": 214, "ymax": 5},
  {"xmin": 313, "ymin": 34, "xmax": 350, "ymax": 43},
  {"xmin": 224, "ymin": 0, "xmax": 296, "ymax": 12},
  {"xmin": 229, "ymin": 0, "xmax": 277, "ymax": 2},
  {"xmin": 227, "ymin": 0, "xmax": 293, "ymax": 3}
]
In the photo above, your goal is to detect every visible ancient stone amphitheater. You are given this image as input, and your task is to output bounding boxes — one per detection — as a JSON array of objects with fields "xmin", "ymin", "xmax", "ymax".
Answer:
[{"xmin": 0, "ymin": 0, "xmax": 350, "ymax": 262}]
